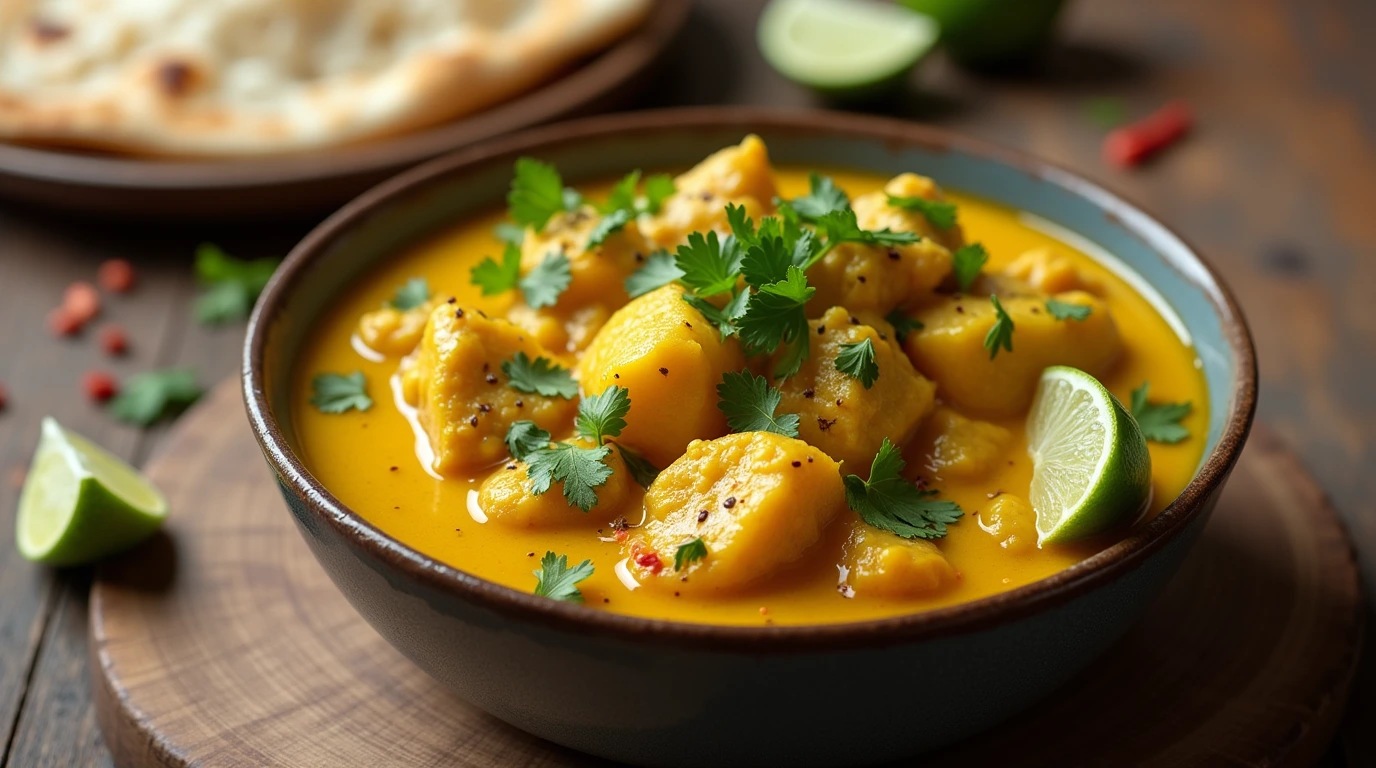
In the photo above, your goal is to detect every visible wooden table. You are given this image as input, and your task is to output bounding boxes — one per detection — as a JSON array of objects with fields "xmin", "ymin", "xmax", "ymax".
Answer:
[{"xmin": 1, "ymin": 0, "xmax": 1371, "ymax": 765}]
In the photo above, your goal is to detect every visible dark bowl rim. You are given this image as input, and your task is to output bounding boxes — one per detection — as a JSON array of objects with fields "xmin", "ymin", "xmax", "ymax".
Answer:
[{"xmin": 243, "ymin": 106, "xmax": 1258, "ymax": 652}]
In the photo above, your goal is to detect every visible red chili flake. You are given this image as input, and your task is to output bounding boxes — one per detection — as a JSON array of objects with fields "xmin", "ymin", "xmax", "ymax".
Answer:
[
  {"xmin": 63, "ymin": 281, "xmax": 100, "ymax": 324},
  {"xmin": 634, "ymin": 551, "xmax": 664, "ymax": 574},
  {"xmin": 722, "ymin": 496, "xmax": 736, "ymax": 509},
  {"xmin": 47, "ymin": 307, "xmax": 82, "ymax": 337},
  {"xmin": 97, "ymin": 259, "xmax": 136, "ymax": 293},
  {"xmin": 817, "ymin": 417, "xmax": 837, "ymax": 431},
  {"xmin": 83, "ymin": 371, "xmax": 118, "ymax": 402},
  {"xmin": 99, "ymin": 325, "xmax": 128, "ymax": 356},
  {"xmin": 615, "ymin": 529, "xmax": 629, "ymax": 543},
  {"xmin": 1103, "ymin": 101, "xmax": 1192, "ymax": 168}
]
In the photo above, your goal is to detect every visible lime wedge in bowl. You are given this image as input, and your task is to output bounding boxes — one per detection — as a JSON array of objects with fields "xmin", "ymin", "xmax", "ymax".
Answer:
[
  {"xmin": 758, "ymin": 0, "xmax": 939, "ymax": 94},
  {"xmin": 16, "ymin": 417, "xmax": 168, "ymax": 566},
  {"xmin": 1027, "ymin": 366, "xmax": 1152, "ymax": 546}
]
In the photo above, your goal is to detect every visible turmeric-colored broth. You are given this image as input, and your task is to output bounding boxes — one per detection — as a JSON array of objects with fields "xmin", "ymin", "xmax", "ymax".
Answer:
[{"xmin": 292, "ymin": 168, "xmax": 1207, "ymax": 626}]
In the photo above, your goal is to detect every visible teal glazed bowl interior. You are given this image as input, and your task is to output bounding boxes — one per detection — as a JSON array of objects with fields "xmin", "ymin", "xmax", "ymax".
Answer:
[{"xmin": 243, "ymin": 108, "xmax": 1256, "ymax": 768}]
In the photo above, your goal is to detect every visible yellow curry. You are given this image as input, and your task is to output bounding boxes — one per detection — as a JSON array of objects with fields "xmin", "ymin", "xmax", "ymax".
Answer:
[{"xmin": 292, "ymin": 137, "xmax": 1207, "ymax": 626}]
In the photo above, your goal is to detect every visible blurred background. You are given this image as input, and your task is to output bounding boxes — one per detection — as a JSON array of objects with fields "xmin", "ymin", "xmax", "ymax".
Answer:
[{"xmin": 0, "ymin": 0, "xmax": 1372, "ymax": 765}]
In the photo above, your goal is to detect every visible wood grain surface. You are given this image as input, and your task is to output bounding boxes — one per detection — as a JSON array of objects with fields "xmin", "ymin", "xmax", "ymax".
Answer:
[
  {"xmin": 89, "ymin": 382, "xmax": 1362, "ymax": 768},
  {"xmin": 1, "ymin": 0, "xmax": 1374, "ymax": 765}
]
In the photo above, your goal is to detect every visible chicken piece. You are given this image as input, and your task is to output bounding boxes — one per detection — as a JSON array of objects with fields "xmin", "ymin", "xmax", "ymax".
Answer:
[
  {"xmin": 630, "ymin": 432, "xmax": 844, "ymax": 594},
  {"xmin": 841, "ymin": 524, "xmax": 959, "ymax": 598},
  {"xmin": 905, "ymin": 289, "xmax": 1121, "ymax": 417},
  {"xmin": 857, "ymin": 172, "xmax": 966, "ymax": 253},
  {"xmin": 773, "ymin": 307, "xmax": 937, "ymax": 475},
  {"xmin": 505, "ymin": 303, "xmax": 610, "ymax": 361},
  {"xmin": 356, "ymin": 300, "xmax": 434, "ymax": 357},
  {"xmin": 401, "ymin": 305, "xmax": 578, "ymax": 476},
  {"xmin": 1004, "ymin": 248, "xmax": 1100, "ymax": 296},
  {"xmin": 917, "ymin": 406, "xmax": 1013, "ymax": 481},
  {"xmin": 576, "ymin": 284, "xmax": 745, "ymax": 467},
  {"xmin": 979, "ymin": 494, "xmax": 1038, "ymax": 554},
  {"xmin": 478, "ymin": 441, "xmax": 634, "ymax": 528},
  {"xmin": 640, "ymin": 135, "xmax": 777, "ymax": 250}
]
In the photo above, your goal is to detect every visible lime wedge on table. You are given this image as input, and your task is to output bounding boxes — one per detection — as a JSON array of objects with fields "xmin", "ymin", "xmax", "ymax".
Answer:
[
  {"xmin": 1027, "ymin": 367, "xmax": 1152, "ymax": 546},
  {"xmin": 16, "ymin": 418, "xmax": 167, "ymax": 566},
  {"xmin": 758, "ymin": 0, "xmax": 939, "ymax": 93}
]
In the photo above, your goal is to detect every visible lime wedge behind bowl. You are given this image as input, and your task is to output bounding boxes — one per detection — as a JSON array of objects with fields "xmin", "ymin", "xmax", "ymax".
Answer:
[
  {"xmin": 1027, "ymin": 366, "xmax": 1152, "ymax": 546},
  {"xmin": 758, "ymin": 0, "xmax": 939, "ymax": 97},
  {"xmin": 16, "ymin": 418, "xmax": 168, "ymax": 566}
]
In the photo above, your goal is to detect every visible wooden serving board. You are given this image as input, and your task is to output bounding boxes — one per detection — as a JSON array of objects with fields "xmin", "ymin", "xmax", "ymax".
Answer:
[{"xmin": 90, "ymin": 382, "xmax": 1364, "ymax": 767}]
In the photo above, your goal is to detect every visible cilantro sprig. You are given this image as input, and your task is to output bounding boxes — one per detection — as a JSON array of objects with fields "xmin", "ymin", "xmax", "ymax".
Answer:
[
  {"xmin": 716, "ymin": 370, "xmax": 799, "ymax": 437},
  {"xmin": 816, "ymin": 208, "xmax": 921, "ymax": 249},
  {"xmin": 984, "ymin": 295, "xmax": 1014, "ymax": 360},
  {"xmin": 737, "ymin": 266, "xmax": 815, "ymax": 377},
  {"xmin": 835, "ymin": 338, "xmax": 879, "ymax": 388},
  {"xmin": 675, "ymin": 230, "xmax": 743, "ymax": 297},
  {"xmin": 683, "ymin": 290, "xmax": 749, "ymax": 341},
  {"xmin": 389, "ymin": 278, "xmax": 430, "ymax": 311},
  {"xmin": 193, "ymin": 244, "xmax": 280, "ymax": 325},
  {"xmin": 886, "ymin": 194, "xmax": 958, "ymax": 229},
  {"xmin": 505, "ymin": 386, "xmax": 633, "ymax": 512},
  {"xmin": 108, "ymin": 369, "xmax": 203, "ymax": 426},
  {"xmin": 309, "ymin": 372, "xmax": 372, "ymax": 414},
  {"xmin": 1046, "ymin": 298, "xmax": 1092, "ymax": 321},
  {"xmin": 674, "ymin": 538, "xmax": 708, "ymax": 571},
  {"xmin": 588, "ymin": 170, "xmax": 678, "ymax": 247},
  {"xmin": 786, "ymin": 173, "xmax": 850, "ymax": 221},
  {"xmin": 1129, "ymin": 382, "xmax": 1193, "ymax": 443},
  {"xmin": 470, "ymin": 243, "xmax": 521, "ymax": 296},
  {"xmin": 626, "ymin": 251, "xmax": 685, "ymax": 298},
  {"xmin": 508, "ymin": 158, "xmax": 582, "ymax": 231},
  {"xmin": 885, "ymin": 310, "xmax": 924, "ymax": 344},
  {"xmin": 502, "ymin": 352, "xmax": 577, "ymax": 399},
  {"xmin": 575, "ymin": 386, "xmax": 630, "ymax": 445},
  {"xmin": 952, "ymin": 243, "xmax": 988, "ymax": 294},
  {"xmin": 845, "ymin": 439, "xmax": 963, "ymax": 540},
  {"xmin": 519, "ymin": 253, "xmax": 572, "ymax": 309},
  {"xmin": 532, "ymin": 552, "xmax": 594, "ymax": 602}
]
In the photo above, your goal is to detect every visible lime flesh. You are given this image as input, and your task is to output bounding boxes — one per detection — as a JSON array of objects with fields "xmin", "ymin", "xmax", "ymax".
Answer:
[
  {"xmin": 758, "ymin": 0, "xmax": 939, "ymax": 92},
  {"xmin": 16, "ymin": 418, "xmax": 167, "ymax": 566},
  {"xmin": 1026, "ymin": 367, "xmax": 1151, "ymax": 545}
]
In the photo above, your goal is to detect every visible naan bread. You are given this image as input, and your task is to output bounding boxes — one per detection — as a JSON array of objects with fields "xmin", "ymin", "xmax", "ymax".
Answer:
[{"xmin": 0, "ymin": 0, "xmax": 651, "ymax": 157}]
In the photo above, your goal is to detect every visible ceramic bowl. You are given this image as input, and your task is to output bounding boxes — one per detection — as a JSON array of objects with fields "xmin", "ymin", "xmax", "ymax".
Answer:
[{"xmin": 243, "ymin": 108, "xmax": 1256, "ymax": 767}]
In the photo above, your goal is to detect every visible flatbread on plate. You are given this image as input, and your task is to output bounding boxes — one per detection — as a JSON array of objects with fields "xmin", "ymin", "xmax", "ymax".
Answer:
[{"xmin": 0, "ymin": 0, "xmax": 651, "ymax": 157}]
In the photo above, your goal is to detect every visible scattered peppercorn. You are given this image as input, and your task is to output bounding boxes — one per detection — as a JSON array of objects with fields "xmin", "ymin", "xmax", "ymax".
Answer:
[
  {"xmin": 468, "ymin": 415, "xmax": 479, "ymax": 427},
  {"xmin": 479, "ymin": 403, "xmax": 491, "ymax": 413},
  {"xmin": 791, "ymin": 460, "xmax": 801, "ymax": 467},
  {"xmin": 887, "ymin": 250, "xmax": 900, "ymax": 260},
  {"xmin": 659, "ymin": 367, "xmax": 668, "ymax": 376},
  {"xmin": 697, "ymin": 509, "xmax": 709, "ymax": 522},
  {"xmin": 455, "ymin": 308, "xmax": 464, "ymax": 318},
  {"xmin": 857, "ymin": 276, "xmax": 867, "ymax": 283},
  {"xmin": 802, "ymin": 388, "xmax": 814, "ymax": 399},
  {"xmin": 485, "ymin": 373, "xmax": 498, "ymax": 384},
  {"xmin": 389, "ymin": 466, "xmax": 399, "ymax": 472},
  {"xmin": 722, "ymin": 497, "xmax": 736, "ymax": 509}
]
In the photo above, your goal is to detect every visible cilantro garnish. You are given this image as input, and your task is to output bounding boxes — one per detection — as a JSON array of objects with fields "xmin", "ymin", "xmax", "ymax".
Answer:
[
  {"xmin": 683, "ymin": 290, "xmax": 749, "ymax": 341},
  {"xmin": 674, "ymin": 538, "xmax": 708, "ymax": 571},
  {"xmin": 527, "ymin": 443, "xmax": 614, "ymax": 512},
  {"xmin": 1129, "ymin": 382, "xmax": 1193, "ymax": 444},
  {"xmin": 984, "ymin": 295, "xmax": 1014, "ymax": 360},
  {"xmin": 108, "ymin": 369, "xmax": 203, "ymax": 426},
  {"xmin": 601, "ymin": 170, "xmax": 642, "ymax": 215},
  {"xmin": 493, "ymin": 222, "xmax": 525, "ymax": 247},
  {"xmin": 642, "ymin": 174, "xmax": 676, "ymax": 214},
  {"xmin": 716, "ymin": 370, "xmax": 800, "ymax": 437},
  {"xmin": 616, "ymin": 444, "xmax": 660, "ymax": 488},
  {"xmin": 505, "ymin": 421, "xmax": 552, "ymax": 460},
  {"xmin": 886, "ymin": 195, "xmax": 958, "ymax": 229},
  {"xmin": 816, "ymin": 208, "xmax": 921, "ymax": 248},
  {"xmin": 589, "ymin": 170, "xmax": 679, "ymax": 246},
  {"xmin": 737, "ymin": 266, "xmax": 815, "ymax": 377},
  {"xmin": 675, "ymin": 230, "xmax": 743, "ymax": 297},
  {"xmin": 844, "ymin": 439, "xmax": 963, "ymax": 540},
  {"xmin": 193, "ymin": 243, "xmax": 280, "ymax": 325},
  {"xmin": 502, "ymin": 352, "xmax": 578, "ymax": 399},
  {"xmin": 787, "ymin": 173, "xmax": 850, "ymax": 221},
  {"xmin": 625, "ymin": 251, "xmax": 684, "ymax": 298},
  {"xmin": 389, "ymin": 277, "xmax": 429, "ymax": 311},
  {"xmin": 519, "ymin": 252, "xmax": 572, "ymax": 309},
  {"xmin": 1046, "ymin": 299, "xmax": 1092, "ymax": 321},
  {"xmin": 730, "ymin": 202, "xmax": 824, "ymax": 275},
  {"xmin": 507, "ymin": 158, "xmax": 581, "ymax": 231},
  {"xmin": 952, "ymin": 243, "xmax": 988, "ymax": 294},
  {"xmin": 586, "ymin": 208, "xmax": 633, "ymax": 249},
  {"xmin": 575, "ymin": 386, "xmax": 631, "ymax": 445},
  {"xmin": 835, "ymin": 338, "xmax": 879, "ymax": 388},
  {"xmin": 885, "ymin": 310, "xmax": 924, "ymax": 344},
  {"xmin": 532, "ymin": 552, "xmax": 595, "ymax": 602},
  {"xmin": 309, "ymin": 372, "xmax": 372, "ymax": 414},
  {"xmin": 470, "ymin": 243, "xmax": 522, "ymax": 296}
]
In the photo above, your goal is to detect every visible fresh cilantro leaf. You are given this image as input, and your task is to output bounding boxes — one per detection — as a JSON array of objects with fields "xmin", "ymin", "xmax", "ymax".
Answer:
[
  {"xmin": 505, "ymin": 421, "xmax": 552, "ymax": 461},
  {"xmin": 193, "ymin": 243, "xmax": 279, "ymax": 325},
  {"xmin": 532, "ymin": 552, "xmax": 595, "ymax": 602},
  {"xmin": 389, "ymin": 277, "xmax": 430, "ymax": 310},
  {"xmin": 107, "ymin": 368, "xmax": 203, "ymax": 426},
  {"xmin": 1046, "ymin": 298, "xmax": 1093, "ymax": 321},
  {"xmin": 470, "ymin": 243, "xmax": 522, "ymax": 296},
  {"xmin": 789, "ymin": 173, "xmax": 850, "ymax": 221},
  {"xmin": 642, "ymin": 174, "xmax": 676, "ymax": 214},
  {"xmin": 885, "ymin": 310, "xmax": 924, "ymax": 344},
  {"xmin": 674, "ymin": 538, "xmax": 708, "ymax": 571},
  {"xmin": 726, "ymin": 203, "xmax": 757, "ymax": 243},
  {"xmin": 952, "ymin": 243, "xmax": 988, "ymax": 294},
  {"xmin": 527, "ymin": 442, "xmax": 614, "ymax": 512},
  {"xmin": 683, "ymin": 290, "xmax": 749, "ymax": 341},
  {"xmin": 716, "ymin": 370, "xmax": 800, "ymax": 437},
  {"xmin": 520, "ymin": 252, "xmax": 572, "ymax": 309},
  {"xmin": 602, "ymin": 170, "xmax": 641, "ymax": 214},
  {"xmin": 835, "ymin": 338, "xmax": 879, "ymax": 388},
  {"xmin": 309, "ymin": 371, "xmax": 372, "ymax": 414},
  {"xmin": 502, "ymin": 352, "xmax": 578, "ymax": 399},
  {"xmin": 817, "ymin": 208, "xmax": 921, "ymax": 248},
  {"xmin": 586, "ymin": 208, "xmax": 633, "ymax": 249},
  {"xmin": 576, "ymin": 386, "xmax": 631, "ymax": 445},
  {"xmin": 675, "ymin": 230, "xmax": 743, "ymax": 297},
  {"xmin": 616, "ymin": 444, "xmax": 660, "ymax": 488},
  {"xmin": 626, "ymin": 251, "xmax": 684, "ymax": 298},
  {"xmin": 845, "ymin": 438, "xmax": 963, "ymax": 540},
  {"xmin": 493, "ymin": 222, "xmax": 525, "ymax": 247},
  {"xmin": 732, "ymin": 202, "xmax": 823, "ymax": 274},
  {"xmin": 740, "ymin": 232, "xmax": 796, "ymax": 288},
  {"xmin": 984, "ymin": 295, "xmax": 1014, "ymax": 360},
  {"xmin": 737, "ymin": 266, "xmax": 814, "ymax": 372},
  {"xmin": 886, "ymin": 195, "xmax": 958, "ymax": 229},
  {"xmin": 508, "ymin": 157, "xmax": 578, "ymax": 231},
  {"xmin": 1129, "ymin": 382, "xmax": 1193, "ymax": 444}
]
